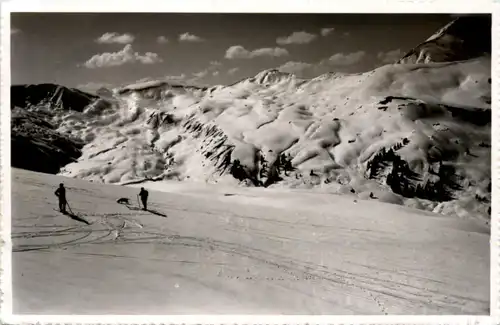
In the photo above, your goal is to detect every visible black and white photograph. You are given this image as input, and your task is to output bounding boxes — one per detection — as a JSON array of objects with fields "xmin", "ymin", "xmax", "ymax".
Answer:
[{"xmin": 5, "ymin": 7, "xmax": 492, "ymax": 317}]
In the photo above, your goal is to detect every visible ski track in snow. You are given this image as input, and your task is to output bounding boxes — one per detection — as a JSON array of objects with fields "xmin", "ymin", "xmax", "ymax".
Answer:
[{"xmin": 11, "ymin": 168, "xmax": 489, "ymax": 315}]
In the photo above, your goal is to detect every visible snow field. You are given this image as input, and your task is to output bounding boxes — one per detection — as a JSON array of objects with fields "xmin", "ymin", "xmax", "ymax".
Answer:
[{"xmin": 11, "ymin": 168, "xmax": 489, "ymax": 314}]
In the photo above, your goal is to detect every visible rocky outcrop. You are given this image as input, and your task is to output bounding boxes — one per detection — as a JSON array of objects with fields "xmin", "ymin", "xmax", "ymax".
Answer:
[
  {"xmin": 398, "ymin": 15, "xmax": 491, "ymax": 64},
  {"xmin": 11, "ymin": 83, "xmax": 99, "ymax": 112},
  {"xmin": 116, "ymin": 81, "xmax": 206, "ymax": 99},
  {"xmin": 11, "ymin": 107, "xmax": 83, "ymax": 174},
  {"xmin": 252, "ymin": 69, "xmax": 295, "ymax": 85},
  {"xmin": 10, "ymin": 84, "xmax": 103, "ymax": 173}
]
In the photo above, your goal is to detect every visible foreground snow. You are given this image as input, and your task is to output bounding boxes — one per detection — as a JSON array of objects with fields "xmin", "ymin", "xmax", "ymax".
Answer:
[{"xmin": 11, "ymin": 168, "xmax": 489, "ymax": 314}]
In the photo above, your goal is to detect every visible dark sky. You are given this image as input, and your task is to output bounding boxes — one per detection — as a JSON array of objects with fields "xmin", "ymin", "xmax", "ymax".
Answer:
[{"xmin": 11, "ymin": 13, "xmax": 457, "ymax": 92}]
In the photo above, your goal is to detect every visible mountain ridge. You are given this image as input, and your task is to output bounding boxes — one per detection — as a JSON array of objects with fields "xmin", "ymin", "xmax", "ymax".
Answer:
[
  {"xmin": 11, "ymin": 83, "xmax": 99, "ymax": 112},
  {"xmin": 398, "ymin": 15, "xmax": 491, "ymax": 64}
]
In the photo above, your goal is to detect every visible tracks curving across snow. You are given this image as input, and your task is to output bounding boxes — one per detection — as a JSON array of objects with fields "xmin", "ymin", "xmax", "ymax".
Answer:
[{"xmin": 11, "ymin": 168, "xmax": 489, "ymax": 314}]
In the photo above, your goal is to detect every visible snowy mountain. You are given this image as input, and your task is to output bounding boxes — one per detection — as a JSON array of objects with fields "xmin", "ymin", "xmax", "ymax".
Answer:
[
  {"xmin": 10, "ymin": 84, "xmax": 113, "ymax": 174},
  {"xmin": 11, "ymin": 83, "xmax": 100, "ymax": 112},
  {"xmin": 11, "ymin": 107, "xmax": 84, "ymax": 174},
  {"xmin": 252, "ymin": 69, "xmax": 298, "ymax": 85},
  {"xmin": 398, "ymin": 16, "xmax": 491, "ymax": 64},
  {"xmin": 116, "ymin": 80, "xmax": 207, "ymax": 100},
  {"xmin": 10, "ymin": 18, "xmax": 491, "ymax": 221}
]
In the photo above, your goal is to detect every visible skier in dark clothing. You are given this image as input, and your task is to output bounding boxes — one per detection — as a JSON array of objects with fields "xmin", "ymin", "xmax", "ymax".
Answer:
[
  {"xmin": 139, "ymin": 187, "xmax": 149, "ymax": 210},
  {"xmin": 55, "ymin": 183, "xmax": 67, "ymax": 213}
]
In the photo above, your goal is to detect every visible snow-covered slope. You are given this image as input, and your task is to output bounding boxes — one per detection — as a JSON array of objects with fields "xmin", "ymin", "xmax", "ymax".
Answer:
[
  {"xmin": 48, "ymin": 56, "xmax": 491, "ymax": 221},
  {"xmin": 11, "ymin": 168, "xmax": 489, "ymax": 314},
  {"xmin": 398, "ymin": 16, "xmax": 491, "ymax": 64}
]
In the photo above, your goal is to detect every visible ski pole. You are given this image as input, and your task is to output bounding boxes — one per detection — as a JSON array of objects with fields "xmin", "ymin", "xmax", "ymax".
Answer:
[{"xmin": 66, "ymin": 200, "xmax": 74, "ymax": 215}]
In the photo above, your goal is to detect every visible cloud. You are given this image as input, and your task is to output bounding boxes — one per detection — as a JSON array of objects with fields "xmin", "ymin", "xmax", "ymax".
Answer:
[
  {"xmin": 252, "ymin": 47, "xmax": 289, "ymax": 57},
  {"xmin": 225, "ymin": 45, "xmax": 289, "ymax": 59},
  {"xmin": 131, "ymin": 74, "xmax": 186, "ymax": 85},
  {"xmin": 320, "ymin": 28, "xmax": 334, "ymax": 37},
  {"xmin": 276, "ymin": 31, "xmax": 317, "ymax": 45},
  {"xmin": 130, "ymin": 74, "xmax": 186, "ymax": 86},
  {"xmin": 96, "ymin": 32, "xmax": 135, "ymax": 44},
  {"xmin": 326, "ymin": 51, "xmax": 366, "ymax": 66},
  {"xmin": 377, "ymin": 49, "xmax": 403, "ymax": 64},
  {"xmin": 225, "ymin": 46, "xmax": 249, "ymax": 59},
  {"xmin": 179, "ymin": 32, "xmax": 204, "ymax": 42},
  {"xmin": 228, "ymin": 67, "xmax": 239, "ymax": 75},
  {"xmin": 187, "ymin": 60, "xmax": 223, "ymax": 82},
  {"xmin": 276, "ymin": 51, "xmax": 367, "ymax": 78},
  {"xmin": 137, "ymin": 52, "xmax": 162, "ymax": 64},
  {"xmin": 134, "ymin": 77, "xmax": 155, "ymax": 84},
  {"xmin": 277, "ymin": 61, "xmax": 313, "ymax": 74},
  {"xmin": 192, "ymin": 70, "xmax": 208, "ymax": 78},
  {"xmin": 77, "ymin": 82, "xmax": 115, "ymax": 93},
  {"xmin": 83, "ymin": 44, "xmax": 162, "ymax": 68},
  {"xmin": 193, "ymin": 65, "xmax": 220, "ymax": 79},
  {"xmin": 157, "ymin": 36, "xmax": 169, "ymax": 44},
  {"xmin": 186, "ymin": 69, "xmax": 211, "ymax": 85},
  {"xmin": 165, "ymin": 73, "xmax": 186, "ymax": 81},
  {"xmin": 11, "ymin": 27, "xmax": 20, "ymax": 35}
]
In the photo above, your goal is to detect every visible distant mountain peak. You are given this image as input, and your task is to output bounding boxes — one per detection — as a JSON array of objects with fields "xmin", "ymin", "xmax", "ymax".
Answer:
[
  {"xmin": 398, "ymin": 15, "xmax": 491, "ymax": 64},
  {"xmin": 252, "ymin": 69, "xmax": 295, "ymax": 85},
  {"xmin": 11, "ymin": 83, "xmax": 98, "ymax": 112}
]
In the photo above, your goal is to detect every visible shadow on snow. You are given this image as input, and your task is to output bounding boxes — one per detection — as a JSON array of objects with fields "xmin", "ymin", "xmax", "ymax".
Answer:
[{"xmin": 120, "ymin": 203, "xmax": 168, "ymax": 218}]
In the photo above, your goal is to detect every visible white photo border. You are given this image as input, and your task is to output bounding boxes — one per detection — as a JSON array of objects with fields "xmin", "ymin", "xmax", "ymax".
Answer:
[{"xmin": 0, "ymin": 0, "xmax": 497, "ymax": 323}]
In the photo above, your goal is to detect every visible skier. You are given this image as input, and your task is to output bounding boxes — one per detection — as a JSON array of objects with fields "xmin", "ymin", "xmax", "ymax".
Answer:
[
  {"xmin": 139, "ymin": 187, "xmax": 149, "ymax": 210},
  {"xmin": 54, "ymin": 183, "xmax": 67, "ymax": 213}
]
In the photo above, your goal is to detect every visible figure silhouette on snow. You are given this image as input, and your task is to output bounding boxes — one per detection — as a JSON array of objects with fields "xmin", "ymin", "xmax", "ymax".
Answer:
[
  {"xmin": 55, "ymin": 183, "xmax": 67, "ymax": 213},
  {"xmin": 139, "ymin": 187, "xmax": 149, "ymax": 210}
]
